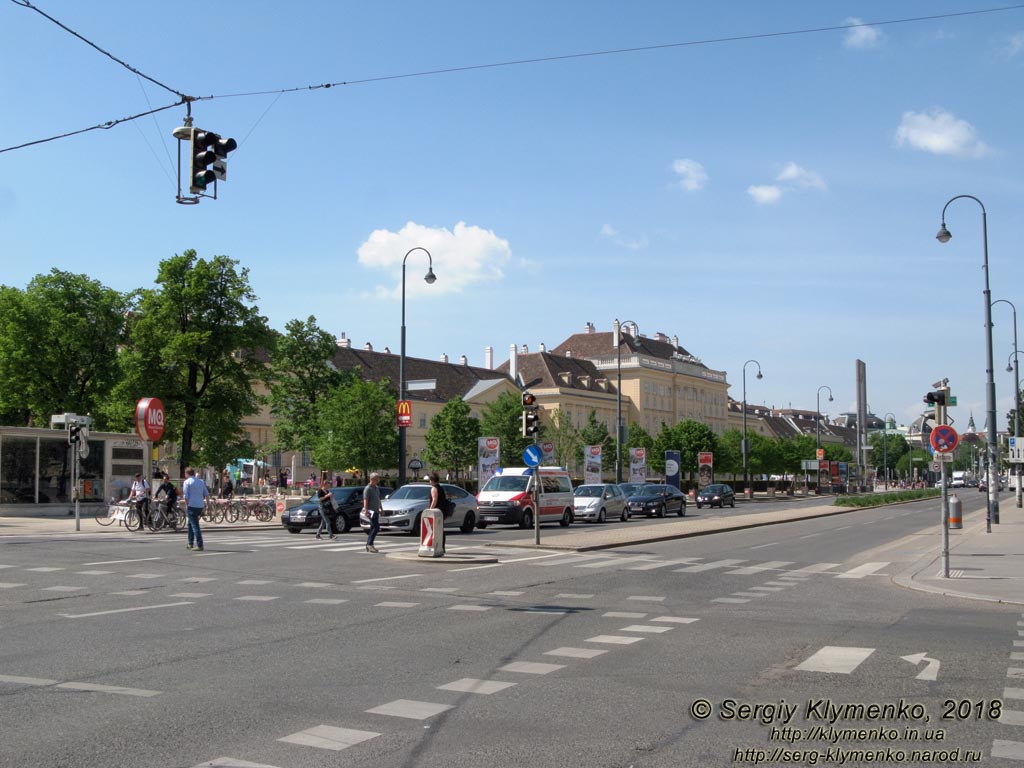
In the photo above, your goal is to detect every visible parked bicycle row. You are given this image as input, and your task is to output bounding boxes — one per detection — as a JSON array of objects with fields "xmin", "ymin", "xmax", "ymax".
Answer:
[{"xmin": 96, "ymin": 496, "xmax": 276, "ymax": 531}]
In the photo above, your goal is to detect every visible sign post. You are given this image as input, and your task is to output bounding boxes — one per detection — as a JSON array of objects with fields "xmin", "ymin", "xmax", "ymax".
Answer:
[
  {"xmin": 523, "ymin": 445, "xmax": 542, "ymax": 546},
  {"xmin": 930, "ymin": 409, "xmax": 957, "ymax": 579}
]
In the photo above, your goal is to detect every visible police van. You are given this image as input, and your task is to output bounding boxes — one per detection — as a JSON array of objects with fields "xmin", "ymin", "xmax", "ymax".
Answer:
[{"xmin": 476, "ymin": 466, "xmax": 574, "ymax": 529}]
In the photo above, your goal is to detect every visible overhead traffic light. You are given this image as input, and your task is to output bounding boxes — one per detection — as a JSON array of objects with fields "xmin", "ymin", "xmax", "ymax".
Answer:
[
  {"xmin": 521, "ymin": 391, "xmax": 540, "ymax": 437},
  {"xmin": 189, "ymin": 129, "xmax": 237, "ymax": 194},
  {"xmin": 924, "ymin": 390, "xmax": 948, "ymax": 407}
]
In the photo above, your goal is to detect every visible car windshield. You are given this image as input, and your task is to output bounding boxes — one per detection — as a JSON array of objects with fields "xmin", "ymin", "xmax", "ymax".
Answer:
[
  {"xmin": 332, "ymin": 488, "xmax": 359, "ymax": 501},
  {"xmin": 619, "ymin": 484, "xmax": 641, "ymax": 496},
  {"xmin": 482, "ymin": 475, "xmax": 530, "ymax": 492},
  {"xmin": 639, "ymin": 484, "xmax": 665, "ymax": 495},
  {"xmin": 574, "ymin": 486, "xmax": 603, "ymax": 497},
  {"xmin": 390, "ymin": 485, "xmax": 432, "ymax": 500}
]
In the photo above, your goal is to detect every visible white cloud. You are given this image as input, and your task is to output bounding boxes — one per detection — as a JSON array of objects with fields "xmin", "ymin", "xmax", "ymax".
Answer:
[
  {"xmin": 1006, "ymin": 32, "xmax": 1024, "ymax": 58},
  {"xmin": 843, "ymin": 17, "xmax": 883, "ymax": 49},
  {"xmin": 748, "ymin": 185, "xmax": 782, "ymax": 205},
  {"xmin": 671, "ymin": 158, "xmax": 708, "ymax": 191},
  {"xmin": 776, "ymin": 162, "xmax": 826, "ymax": 190},
  {"xmin": 600, "ymin": 223, "xmax": 648, "ymax": 251},
  {"xmin": 894, "ymin": 109, "xmax": 990, "ymax": 158},
  {"xmin": 357, "ymin": 221, "xmax": 511, "ymax": 298}
]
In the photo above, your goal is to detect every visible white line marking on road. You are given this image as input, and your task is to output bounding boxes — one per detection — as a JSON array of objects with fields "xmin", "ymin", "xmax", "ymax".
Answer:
[
  {"xmin": 1005, "ymin": 687, "xmax": 1024, "ymax": 700},
  {"xmin": 799, "ymin": 533, "xmax": 821, "ymax": 539},
  {"xmin": 1011, "ymin": 653, "xmax": 1024, "ymax": 661},
  {"xmin": 84, "ymin": 558, "xmax": 161, "ymax": 565},
  {"xmin": 59, "ymin": 601, "xmax": 193, "ymax": 619},
  {"xmin": 522, "ymin": 607, "xmax": 567, "ymax": 614},
  {"xmin": 620, "ymin": 624, "xmax": 672, "ymax": 633},
  {"xmin": 675, "ymin": 559, "xmax": 747, "ymax": 573},
  {"xmin": 56, "ymin": 682, "xmax": 160, "ymax": 697},
  {"xmin": 991, "ymin": 740, "xmax": 1024, "ymax": 760},
  {"xmin": 999, "ymin": 709, "xmax": 1024, "ymax": 726},
  {"xmin": 277, "ymin": 725, "xmax": 380, "ymax": 752},
  {"xmin": 1015, "ymin": 641, "xmax": 1024, "ymax": 647},
  {"xmin": 711, "ymin": 597, "xmax": 750, "ymax": 604},
  {"xmin": 235, "ymin": 596, "xmax": 278, "ymax": 602},
  {"xmin": 652, "ymin": 616, "xmax": 700, "ymax": 624},
  {"xmin": 732, "ymin": 592, "xmax": 769, "ymax": 598},
  {"xmin": 556, "ymin": 593, "xmax": 594, "ymax": 599},
  {"xmin": 787, "ymin": 563, "xmax": 840, "ymax": 574},
  {"xmin": 194, "ymin": 757, "xmax": 286, "ymax": 767},
  {"xmin": 236, "ymin": 580, "xmax": 273, "ymax": 585},
  {"xmin": 195, "ymin": 552, "xmax": 236, "ymax": 557},
  {"xmin": 448, "ymin": 604, "xmax": 491, "ymax": 611},
  {"xmin": 126, "ymin": 573, "xmax": 163, "ymax": 579},
  {"xmin": 727, "ymin": 561, "xmax": 794, "ymax": 575},
  {"xmin": 627, "ymin": 557, "xmax": 701, "ymax": 571},
  {"xmin": 0, "ymin": 565, "xmax": 14, "ymax": 569},
  {"xmin": 751, "ymin": 542, "xmax": 779, "ymax": 549},
  {"xmin": 545, "ymin": 647, "xmax": 606, "ymax": 659},
  {"xmin": 576, "ymin": 556, "xmax": 657, "ymax": 569},
  {"xmin": 365, "ymin": 699, "xmax": 453, "ymax": 720},
  {"xmin": 796, "ymin": 646, "xmax": 875, "ymax": 674},
  {"xmin": 296, "ymin": 581, "xmax": 334, "ymax": 589},
  {"xmin": 421, "ymin": 587, "xmax": 458, "ymax": 593},
  {"xmin": 352, "ymin": 574, "xmax": 423, "ymax": 584},
  {"xmin": 376, "ymin": 602, "xmax": 419, "ymax": 608},
  {"xmin": 438, "ymin": 678, "xmax": 516, "ymax": 695},
  {"xmin": 170, "ymin": 593, "xmax": 212, "ymax": 598},
  {"xmin": 835, "ymin": 526, "xmax": 851, "ymax": 531},
  {"xmin": 490, "ymin": 590, "xmax": 524, "ymax": 596},
  {"xmin": 41, "ymin": 586, "xmax": 85, "ymax": 592},
  {"xmin": 449, "ymin": 563, "xmax": 503, "ymax": 572},
  {"xmin": 763, "ymin": 581, "xmax": 798, "ymax": 587},
  {"xmin": 498, "ymin": 553, "xmax": 566, "ymax": 563},
  {"xmin": 835, "ymin": 562, "xmax": 888, "ymax": 579},
  {"xmin": 0, "ymin": 674, "xmax": 58, "ymax": 686},
  {"xmin": 109, "ymin": 590, "xmax": 148, "ymax": 596},
  {"xmin": 0, "ymin": 583, "xmax": 26, "ymax": 588},
  {"xmin": 603, "ymin": 611, "xmax": 647, "ymax": 619},
  {"xmin": 627, "ymin": 596, "xmax": 665, "ymax": 602},
  {"xmin": 499, "ymin": 661, "xmax": 565, "ymax": 674},
  {"xmin": 748, "ymin": 586, "xmax": 786, "ymax": 592},
  {"xmin": 304, "ymin": 598, "xmax": 348, "ymax": 605},
  {"xmin": 75, "ymin": 570, "xmax": 113, "ymax": 575},
  {"xmin": 25, "ymin": 567, "xmax": 64, "ymax": 572},
  {"xmin": 586, "ymin": 634, "xmax": 644, "ymax": 645},
  {"xmin": 1009, "ymin": 668, "xmax": 1024, "ymax": 680},
  {"xmin": 181, "ymin": 577, "xmax": 217, "ymax": 583}
]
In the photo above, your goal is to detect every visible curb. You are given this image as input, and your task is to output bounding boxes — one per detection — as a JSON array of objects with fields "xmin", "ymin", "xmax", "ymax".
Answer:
[{"xmin": 386, "ymin": 551, "xmax": 499, "ymax": 564}]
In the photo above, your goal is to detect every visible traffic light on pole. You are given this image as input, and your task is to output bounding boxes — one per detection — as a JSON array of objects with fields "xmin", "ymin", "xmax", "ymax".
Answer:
[
  {"xmin": 189, "ymin": 128, "xmax": 218, "ymax": 193},
  {"xmin": 924, "ymin": 391, "xmax": 947, "ymax": 407},
  {"xmin": 69, "ymin": 425, "xmax": 80, "ymax": 444},
  {"xmin": 521, "ymin": 391, "xmax": 540, "ymax": 437}
]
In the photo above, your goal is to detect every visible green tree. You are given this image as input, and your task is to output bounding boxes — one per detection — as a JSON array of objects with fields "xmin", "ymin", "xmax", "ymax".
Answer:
[
  {"xmin": 479, "ymin": 391, "xmax": 532, "ymax": 467},
  {"xmin": 314, "ymin": 375, "xmax": 397, "ymax": 479},
  {"xmin": 422, "ymin": 397, "xmax": 480, "ymax": 478},
  {"xmin": 674, "ymin": 419, "xmax": 718, "ymax": 479},
  {"xmin": 0, "ymin": 270, "xmax": 127, "ymax": 427},
  {"xmin": 267, "ymin": 316, "xmax": 344, "ymax": 452},
  {"xmin": 821, "ymin": 443, "xmax": 853, "ymax": 462},
  {"xmin": 578, "ymin": 411, "xmax": 615, "ymax": 472},
  {"xmin": 107, "ymin": 250, "xmax": 274, "ymax": 471},
  {"xmin": 715, "ymin": 429, "xmax": 744, "ymax": 476},
  {"xmin": 546, "ymin": 408, "xmax": 581, "ymax": 470},
  {"xmin": 869, "ymin": 431, "xmax": 909, "ymax": 479}
]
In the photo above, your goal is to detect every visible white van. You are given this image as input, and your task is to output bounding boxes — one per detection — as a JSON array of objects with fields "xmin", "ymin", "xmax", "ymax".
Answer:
[{"xmin": 476, "ymin": 466, "xmax": 574, "ymax": 529}]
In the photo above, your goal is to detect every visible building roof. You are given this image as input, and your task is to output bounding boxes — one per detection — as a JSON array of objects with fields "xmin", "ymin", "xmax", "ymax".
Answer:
[
  {"xmin": 550, "ymin": 330, "xmax": 705, "ymax": 368},
  {"xmin": 496, "ymin": 351, "xmax": 615, "ymax": 395}
]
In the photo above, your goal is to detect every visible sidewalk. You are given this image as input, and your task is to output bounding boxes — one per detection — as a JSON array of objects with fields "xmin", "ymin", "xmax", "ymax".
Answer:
[{"xmin": 0, "ymin": 515, "xmax": 281, "ymax": 536}]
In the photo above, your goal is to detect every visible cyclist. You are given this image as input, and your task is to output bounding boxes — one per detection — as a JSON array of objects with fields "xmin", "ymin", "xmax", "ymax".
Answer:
[
  {"xmin": 155, "ymin": 472, "xmax": 178, "ymax": 525},
  {"xmin": 126, "ymin": 473, "xmax": 151, "ymax": 530}
]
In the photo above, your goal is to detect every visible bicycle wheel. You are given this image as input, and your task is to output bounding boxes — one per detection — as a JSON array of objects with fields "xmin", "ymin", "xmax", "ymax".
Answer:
[
  {"xmin": 202, "ymin": 505, "xmax": 215, "ymax": 523},
  {"xmin": 95, "ymin": 507, "xmax": 116, "ymax": 526},
  {"xmin": 263, "ymin": 499, "xmax": 276, "ymax": 520},
  {"xmin": 125, "ymin": 508, "xmax": 141, "ymax": 531},
  {"xmin": 223, "ymin": 501, "xmax": 238, "ymax": 523}
]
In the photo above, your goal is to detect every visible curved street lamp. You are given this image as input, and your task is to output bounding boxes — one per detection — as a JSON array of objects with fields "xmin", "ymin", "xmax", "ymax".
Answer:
[
  {"xmin": 816, "ymin": 385, "xmax": 833, "ymax": 451},
  {"xmin": 742, "ymin": 360, "xmax": 763, "ymax": 497},
  {"xmin": 614, "ymin": 319, "xmax": 640, "ymax": 484},
  {"xmin": 937, "ymin": 196, "xmax": 997, "ymax": 530},
  {"xmin": 398, "ymin": 247, "xmax": 436, "ymax": 487},
  {"xmin": 993, "ymin": 299, "xmax": 1021, "ymax": 509},
  {"xmin": 882, "ymin": 412, "xmax": 896, "ymax": 490}
]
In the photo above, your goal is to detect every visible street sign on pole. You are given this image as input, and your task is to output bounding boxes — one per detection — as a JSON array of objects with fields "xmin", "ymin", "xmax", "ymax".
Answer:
[
  {"xmin": 523, "ymin": 445, "xmax": 542, "ymax": 467},
  {"xmin": 929, "ymin": 425, "xmax": 959, "ymax": 454}
]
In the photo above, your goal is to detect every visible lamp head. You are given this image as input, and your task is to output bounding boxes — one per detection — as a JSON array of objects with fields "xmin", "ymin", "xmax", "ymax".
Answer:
[
  {"xmin": 424, "ymin": 267, "xmax": 437, "ymax": 285},
  {"xmin": 828, "ymin": 395, "xmax": 834, "ymax": 403},
  {"xmin": 936, "ymin": 223, "xmax": 952, "ymax": 243},
  {"xmin": 756, "ymin": 371, "xmax": 763, "ymax": 380},
  {"xmin": 1009, "ymin": 362, "xmax": 1014, "ymax": 373}
]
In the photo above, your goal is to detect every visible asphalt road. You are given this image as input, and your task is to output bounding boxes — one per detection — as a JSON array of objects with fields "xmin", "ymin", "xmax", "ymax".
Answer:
[{"xmin": 1, "ymin": 492, "xmax": 1020, "ymax": 767}]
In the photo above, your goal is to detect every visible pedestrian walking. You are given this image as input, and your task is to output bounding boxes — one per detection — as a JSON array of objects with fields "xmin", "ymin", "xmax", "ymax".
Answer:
[
  {"xmin": 363, "ymin": 472, "xmax": 383, "ymax": 553},
  {"xmin": 182, "ymin": 466, "xmax": 210, "ymax": 551},
  {"xmin": 427, "ymin": 471, "xmax": 449, "ymax": 516},
  {"xmin": 221, "ymin": 472, "xmax": 234, "ymax": 499},
  {"xmin": 315, "ymin": 480, "xmax": 335, "ymax": 540},
  {"xmin": 127, "ymin": 473, "xmax": 151, "ymax": 529}
]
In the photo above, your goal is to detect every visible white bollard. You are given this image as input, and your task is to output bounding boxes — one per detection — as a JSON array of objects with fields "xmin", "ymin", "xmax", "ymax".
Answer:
[{"xmin": 418, "ymin": 508, "xmax": 445, "ymax": 557}]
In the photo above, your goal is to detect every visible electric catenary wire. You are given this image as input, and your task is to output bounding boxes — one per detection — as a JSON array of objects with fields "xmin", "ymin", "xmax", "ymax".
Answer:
[{"xmin": 4, "ymin": 3, "xmax": 1024, "ymax": 155}]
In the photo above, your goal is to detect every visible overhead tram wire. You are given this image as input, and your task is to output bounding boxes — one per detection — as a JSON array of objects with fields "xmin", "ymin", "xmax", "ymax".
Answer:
[{"xmin": 4, "ymin": 3, "xmax": 1024, "ymax": 154}]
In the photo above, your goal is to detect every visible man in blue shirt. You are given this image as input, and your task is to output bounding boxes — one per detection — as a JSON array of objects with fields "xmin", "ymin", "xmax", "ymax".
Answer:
[{"xmin": 181, "ymin": 466, "xmax": 210, "ymax": 551}]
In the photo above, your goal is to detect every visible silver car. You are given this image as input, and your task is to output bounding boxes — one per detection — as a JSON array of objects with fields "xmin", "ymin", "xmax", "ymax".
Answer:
[
  {"xmin": 360, "ymin": 483, "xmax": 478, "ymax": 535},
  {"xmin": 573, "ymin": 483, "xmax": 629, "ymax": 523}
]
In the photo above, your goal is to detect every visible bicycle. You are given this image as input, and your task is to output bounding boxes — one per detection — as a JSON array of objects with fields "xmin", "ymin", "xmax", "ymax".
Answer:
[
  {"xmin": 124, "ymin": 498, "xmax": 150, "ymax": 532},
  {"xmin": 147, "ymin": 498, "xmax": 180, "ymax": 532},
  {"xmin": 96, "ymin": 501, "xmax": 131, "ymax": 527}
]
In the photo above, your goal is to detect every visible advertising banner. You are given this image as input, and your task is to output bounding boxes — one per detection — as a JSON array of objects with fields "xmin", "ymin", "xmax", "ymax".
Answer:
[
  {"xmin": 478, "ymin": 437, "xmax": 500, "ymax": 488},
  {"xmin": 541, "ymin": 441, "xmax": 555, "ymax": 465},
  {"xmin": 629, "ymin": 447, "xmax": 647, "ymax": 483},
  {"xmin": 665, "ymin": 450, "xmax": 681, "ymax": 489},
  {"xmin": 584, "ymin": 445, "xmax": 602, "ymax": 484},
  {"xmin": 839, "ymin": 462, "xmax": 848, "ymax": 490},
  {"xmin": 818, "ymin": 460, "xmax": 829, "ymax": 493},
  {"xmin": 698, "ymin": 451, "xmax": 713, "ymax": 489}
]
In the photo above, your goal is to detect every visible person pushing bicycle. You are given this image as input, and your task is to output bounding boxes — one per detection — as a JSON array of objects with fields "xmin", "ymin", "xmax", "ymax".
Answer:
[{"xmin": 126, "ymin": 473, "xmax": 151, "ymax": 530}]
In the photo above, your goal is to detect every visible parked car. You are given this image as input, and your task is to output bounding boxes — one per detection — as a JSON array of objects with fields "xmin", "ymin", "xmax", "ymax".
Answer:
[
  {"xmin": 281, "ymin": 485, "xmax": 393, "ymax": 534},
  {"xmin": 573, "ymin": 483, "xmax": 628, "ymax": 523},
  {"xmin": 696, "ymin": 483, "xmax": 736, "ymax": 509},
  {"xmin": 476, "ymin": 467, "xmax": 575, "ymax": 528},
  {"xmin": 625, "ymin": 483, "xmax": 687, "ymax": 518},
  {"xmin": 360, "ymin": 482, "xmax": 478, "ymax": 535},
  {"xmin": 617, "ymin": 482, "xmax": 644, "ymax": 499}
]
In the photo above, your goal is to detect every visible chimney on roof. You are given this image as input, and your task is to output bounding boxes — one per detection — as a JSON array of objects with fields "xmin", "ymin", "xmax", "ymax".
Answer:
[
  {"xmin": 673, "ymin": 335, "xmax": 679, "ymax": 348},
  {"xmin": 384, "ymin": 346, "xmax": 391, "ymax": 354},
  {"xmin": 509, "ymin": 343, "xmax": 518, "ymax": 384},
  {"xmin": 485, "ymin": 346, "xmax": 493, "ymax": 370},
  {"xmin": 521, "ymin": 344, "xmax": 528, "ymax": 354},
  {"xmin": 337, "ymin": 333, "xmax": 351, "ymax": 349},
  {"xmin": 364, "ymin": 342, "xmax": 373, "ymax": 351},
  {"xmin": 585, "ymin": 322, "xmax": 595, "ymax": 333},
  {"xmin": 565, "ymin": 350, "xmax": 572, "ymax": 358},
  {"xmin": 460, "ymin": 355, "xmax": 467, "ymax": 365},
  {"xmin": 539, "ymin": 342, "xmax": 546, "ymax": 353},
  {"xmin": 654, "ymin": 332, "xmax": 669, "ymax": 343},
  {"xmin": 440, "ymin": 353, "xmax": 448, "ymax": 364}
]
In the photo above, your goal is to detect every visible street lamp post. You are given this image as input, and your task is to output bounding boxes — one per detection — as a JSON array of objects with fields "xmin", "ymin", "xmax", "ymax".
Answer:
[
  {"xmin": 994, "ymin": 299, "xmax": 1021, "ymax": 509},
  {"xmin": 614, "ymin": 319, "xmax": 639, "ymax": 484},
  {"xmin": 937, "ymin": 195, "xmax": 997, "ymax": 531},
  {"xmin": 882, "ymin": 412, "xmax": 896, "ymax": 490},
  {"xmin": 398, "ymin": 247, "xmax": 436, "ymax": 487},
  {"xmin": 742, "ymin": 360, "xmax": 763, "ymax": 498},
  {"xmin": 816, "ymin": 385, "xmax": 833, "ymax": 451}
]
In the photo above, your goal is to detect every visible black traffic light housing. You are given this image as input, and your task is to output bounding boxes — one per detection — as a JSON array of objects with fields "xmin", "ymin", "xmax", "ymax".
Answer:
[
  {"xmin": 69, "ymin": 425, "xmax": 81, "ymax": 444},
  {"xmin": 924, "ymin": 391, "xmax": 948, "ymax": 406},
  {"xmin": 189, "ymin": 129, "xmax": 237, "ymax": 194},
  {"xmin": 521, "ymin": 391, "xmax": 540, "ymax": 437}
]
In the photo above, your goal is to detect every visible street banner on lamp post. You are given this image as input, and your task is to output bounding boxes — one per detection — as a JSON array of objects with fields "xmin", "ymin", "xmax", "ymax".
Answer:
[
  {"xmin": 698, "ymin": 452, "xmax": 713, "ymax": 490},
  {"xmin": 665, "ymin": 450, "xmax": 681, "ymax": 489},
  {"xmin": 478, "ymin": 437, "xmax": 499, "ymax": 488},
  {"xmin": 584, "ymin": 445, "xmax": 602, "ymax": 484},
  {"xmin": 629, "ymin": 448, "xmax": 647, "ymax": 483}
]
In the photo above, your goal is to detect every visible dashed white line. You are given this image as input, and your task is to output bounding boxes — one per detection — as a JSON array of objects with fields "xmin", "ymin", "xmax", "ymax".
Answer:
[
  {"xmin": 277, "ymin": 725, "xmax": 379, "ymax": 752},
  {"xmin": 438, "ymin": 678, "xmax": 516, "ymax": 695},
  {"xmin": 59, "ymin": 601, "xmax": 193, "ymax": 619},
  {"xmin": 365, "ymin": 699, "xmax": 453, "ymax": 720},
  {"xmin": 500, "ymin": 661, "xmax": 565, "ymax": 674}
]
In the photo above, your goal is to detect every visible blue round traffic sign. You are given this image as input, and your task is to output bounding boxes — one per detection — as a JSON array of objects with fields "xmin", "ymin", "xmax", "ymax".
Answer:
[
  {"xmin": 523, "ymin": 444, "xmax": 542, "ymax": 467},
  {"xmin": 929, "ymin": 425, "xmax": 959, "ymax": 453}
]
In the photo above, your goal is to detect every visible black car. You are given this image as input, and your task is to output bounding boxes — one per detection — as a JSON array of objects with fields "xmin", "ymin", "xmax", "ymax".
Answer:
[
  {"xmin": 625, "ymin": 483, "xmax": 687, "ymax": 518},
  {"xmin": 281, "ymin": 485, "xmax": 393, "ymax": 534},
  {"xmin": 696, "ymin": 483, "xmax": 736, "ymax": 509}
]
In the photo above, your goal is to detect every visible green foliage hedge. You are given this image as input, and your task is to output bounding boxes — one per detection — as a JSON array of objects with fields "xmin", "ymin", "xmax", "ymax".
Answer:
[{"xmin": 833, "ymin": 488, "xmax": 941, "ymax": 508}]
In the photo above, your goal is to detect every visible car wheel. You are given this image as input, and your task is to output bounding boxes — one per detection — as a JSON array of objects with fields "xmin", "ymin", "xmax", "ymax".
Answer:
[
  {"xmin": 287, "ymin": 527, "xmax": 302, "ymax": 534},
  {"xmin": 729, "ymin": 498, "xmax": 735, "ymax": 508},
  {"xmin": 696, "ymin": 502, "xmax": 702, "ymax": 509},
  {"xmin": 560, "ymin": 509, "xmax": 572, "ymax": 527},
  {"xmin": 339, "ymin": 514, "xmax": 353, "ymax": 533},
  {"xmin": 520, "ymin": 510, "xmax": 533, "ymax": 529},
  {"xmin": 460, "ymin": 511, "xmax": 476, "ymax": 533},
  {"xmin": 597, "ymin": 508, "xmax": 606, "ymax": 524},
  {"xmin": 620, "ymin": 508, "xmax": 629, "ymax": 522},
  {"xmin": 678, "ymin": 504, "xmax": 685, "ymax": 517},
  {"xmin": 477, "ymin": 521, "xmax": 488, "ymax": 529},
  {"xmin": 657, "ymin": 504, "xmax": 666, "ymax": 519},
  {"xmin": 408, "ymin": 513, "xmax": 421, "ymax": 536}
]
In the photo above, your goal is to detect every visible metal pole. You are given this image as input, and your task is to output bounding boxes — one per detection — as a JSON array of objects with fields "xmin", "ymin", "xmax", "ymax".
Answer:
[
  {"xmin": 994, "ymin": 300, "xmax": 1021, "ymax": 509},
  {"xmin": 742, "ymin": 360, "xmax": 761, "ymax": 499},
  {"xmin": 398, "ymin": 247, "xmax": 435, "ymax": 488},
  {"xmin": 615, "ymin": 320, "xmax": 622, "ymax": 485}
]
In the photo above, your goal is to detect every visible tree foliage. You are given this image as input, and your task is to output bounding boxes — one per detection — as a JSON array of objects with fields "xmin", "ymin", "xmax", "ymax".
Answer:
[
  {"xmin": 422, "ymin": 397, "xmax": 480, "ymax": 478},
  {"xmin": 578, "ymin": 411, "xmax": 615, "ymax": 471},
  {"xmin": 313, "ymin": 374, "xmax": 397, "ymax": 480},
  {"xmin": 0, "ymin": 270, "xmax": 127, "ymax": 427},
  {"xmin": 546, "ymin": 408, "xmax": 581, "ymax": 470},
  {"xmin": 479, "ymin": 391, "xmax": 533, "ymax": 467}
]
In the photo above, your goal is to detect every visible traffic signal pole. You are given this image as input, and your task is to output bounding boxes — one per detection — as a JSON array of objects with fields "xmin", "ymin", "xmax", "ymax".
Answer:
[{"xmin": 938, "ymin": 387, "xmax": 950, "ymax": 579}]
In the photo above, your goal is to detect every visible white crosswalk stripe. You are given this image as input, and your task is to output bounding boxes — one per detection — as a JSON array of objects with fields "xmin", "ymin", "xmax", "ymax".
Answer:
[
  {"xmin": 834, "ymin": 562, "xmax": 888, "ymax": 579},
  {"xmin": 675, "ymin": 559, "xmax": 747, "ymax": 573},
  {"xmin": 795, "ymin": 646, "xmax": 875, "ymax": 674}
]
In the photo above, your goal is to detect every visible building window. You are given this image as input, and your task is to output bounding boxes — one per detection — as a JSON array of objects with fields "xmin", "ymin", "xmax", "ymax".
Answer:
[
  {"xmin": 301, "ymin": 450, "xmax": 311, "ymax": 467},
  {"xmin": 419, "ymin": 414, "xmax": 427, "ymax": 428}
]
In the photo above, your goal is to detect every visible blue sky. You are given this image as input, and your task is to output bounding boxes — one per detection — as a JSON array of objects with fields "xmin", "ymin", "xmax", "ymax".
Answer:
[{"xmin": 3, "ymin": 1, "xmax": 1024, "ymax": 433}]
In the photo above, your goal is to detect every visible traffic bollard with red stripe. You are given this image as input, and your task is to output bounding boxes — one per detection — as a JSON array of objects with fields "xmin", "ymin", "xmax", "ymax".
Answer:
[{"xmin": 418, "ymin": 508, "xmax": 445, "ymax": 557}]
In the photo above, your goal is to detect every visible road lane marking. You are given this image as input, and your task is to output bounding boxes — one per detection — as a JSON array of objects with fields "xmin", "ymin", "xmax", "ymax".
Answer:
[
  {"xmin": 497, "ymin": 553, "xmax": 565, "ymax": 563},
  {"xmin": 499, "ymin": 661, "xmax": 565, "ymax": 674},
  {"xmin": 750, "ymin": 542, "xmax": 779, "ymax": 549},
  {"xmin": 126, "ymin": 573, "xmax": 163, "ymax": 579},
  {"xmin": 999, "ymin": 709, "xmax": 1024, "ymax": 726},
  {"xmin": 278, "ymin": 725, "xmax": 379, "ymax": 752},
  {"xmin": 421, "ymin": 587, "xmax": 459, "ymax": 593},
  {"xmin": 627, "ymin": 596, "xmax": 665, "ymax": 602},
  {"xmin": 234, "ymin": 596, "xmax": 278, "ymax": 602},
  {"xmin": 84, "ymin": 558, "xmax": 161, "ymax": 565},
  {"xmin": 620, "ymin": 624, "xmax": 672, "ymax": 633},
  {"xmin": 236, "ymin": 580, "xmax": 273, "ymax": 585},
  {"xmin": 352, "ymin": 574, "xmax": 422, "ymax": 584},
  {"xmin": 0, "ymin": 674, "xmax": 58, "ymax": 686},
  {"xmin": 25, "ymin": 567, "xmax": 64, "ymax": 572},
  {"xmin": 438, "ymin": 678, "xmax": 516, "ymax": 695},
  {"xmin": 109, "ymin": 590, "xmax": 149, "ymax": 596},
  {"xmin": 449, "ymin": 563, "xmax": 503, "ymax": 572},
  {"xmin": 490, "ymin": 590, "xmax": 523, "ymax": 596},
  {"xmin": 627, "ymin": 557, "xmax": 701, "ymax": 571},
  {"xmin": 556, "ymin": 593, "xmax": 594, "ymax": 599},
  {"xmin": 727, "ymin": 561, "xmax": 794, "ymax": 575},
  {"xmin": 586, "ymin": 635, "xmax": 644, "ymax": 645},
  {"xmin": 375, "ymin": 602, "xmax": 419, "ymax": 608},
  {"xmin": 799, "ymin": 533, "xmax": 821, "ymax": 539},
  {"xmin": 365, "ymin": 699, "xmax": 453, "ymax": 720},
  {"xmin": 603, "ymin": 611, "xmax": 647, "ymax": 619},
  {"xmin": 0, "ymin": 583, "xmax": 26, "ymax": 589},
  {"xmin": 748, "ymin": 586, "xmax": 786, "ymax": 592},
  {"xmin": 304, "ymin": 598, "xmax": 348, "ymax": 605},
  {"xmin": 675, "ymin": 559, "xmax": 747, "ymax": 573},
  {"xmin": 796, "ymin": 646, "xmax": 875, "ymax": 674},
  {"xmin": 732, "ymin": 592, "xmax": 769, "ymax": 598},
  {"xmin": 448, "ymin": 604, "xmax": 491, "ymax": 611},
  {"xmin": 171, "ymin": 593, "xmax": 212, "ymax": 598},
  {"xmin": 1005, "ymin": 687, "xmax": 1024, "ymax": 700},
  {"xmin": 787, "ymin": 563, "xmax": 840, "ymax": 574},
  {"xmin": 75, "ymin": 570, "xmax": 113, "ymax": 575},
  {"xmin": 56, "ymin": 682, "xmax": 159, "ymax": 697},
  {"xmin": 711, "ymin": 597, "xmax": 750, "ymax": 604},
  {"xmin": 59, "ymin": 601, "xmax": 193, "ymax": 619},
  {"xmin": 576, "ymin": 556, "xmax": 658, "ymax": 569},
  {"xmin": 652, "ymin": 616, "xmax": 700, "ymax": 624},
  {"xmin": 545, "ymin": 647, "xmax": 606, "ymax": 659},
  {"xmin": 835, "ymin": 562, "xmax": 888, "ymax": 579}
]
